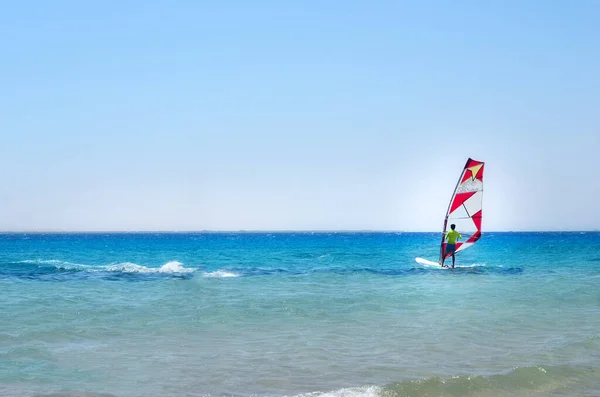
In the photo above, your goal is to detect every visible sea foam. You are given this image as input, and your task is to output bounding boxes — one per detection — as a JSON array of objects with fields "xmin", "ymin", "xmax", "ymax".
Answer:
[
  {"xmin": 20, "ymin": 259, "xmax": 196, "ymax": 274},
  {"xmin": 203, "ymin": 270, "xmax": 240, "ymax": 278}
]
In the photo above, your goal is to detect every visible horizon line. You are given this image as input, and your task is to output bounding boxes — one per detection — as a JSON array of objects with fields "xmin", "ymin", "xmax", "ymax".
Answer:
[{"xmin": 0, "ymin": 229, "xmax": 598, "ymax": 234}]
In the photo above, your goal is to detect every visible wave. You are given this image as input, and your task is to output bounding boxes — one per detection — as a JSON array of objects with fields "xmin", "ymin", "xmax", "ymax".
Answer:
[
  {"xmin": 202, "ymin": 270, "xmax": 240, "ymax": 278},
  {"xmin": 5, "ymin": 365, "xmax": 597, "ymax": 397},
  {"xmin": 1, "ymin": 260, "xmax": 522, "ymax": 282},
  {"xmin": 19, "ymin": 259, "xmax": 195, "ymax": 274},
  {"xmin": 105, "ymin": 261, "xmax": 195, "ymax": 274},
  {"xmin": 220, "ymin": 265, "xmax": 523, "ymax": 277},
  {"xmin": 382, "ymin": 365, "xmax": 591, "ymax": 397},
  {"xmin": 295, "ymin": 365, "xmax": 594, "ymax": 397},
  {"xmin": 295, "ymin": 386, "xmax": 380, "ymax": 397},
  {"xmin": 2, "ymin": 260, "xmax": 197, "ymax": 281}
]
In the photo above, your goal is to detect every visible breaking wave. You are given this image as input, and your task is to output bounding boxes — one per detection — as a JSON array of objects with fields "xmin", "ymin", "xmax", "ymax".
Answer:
[
  {"xmin": 292, "ymin": 365, "xmax": 594, "ymax": 397},
  {"xmin": 3, "ymin": 259, "xmax": 197, "ymax": 281}
]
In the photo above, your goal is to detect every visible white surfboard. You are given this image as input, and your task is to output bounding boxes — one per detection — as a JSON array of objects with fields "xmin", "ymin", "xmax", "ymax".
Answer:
[{"xmin": 415, "ymin": 257, "xmax": 448, "ymax": 269}]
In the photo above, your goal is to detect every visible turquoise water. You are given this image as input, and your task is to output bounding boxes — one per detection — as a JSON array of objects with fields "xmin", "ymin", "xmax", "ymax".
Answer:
[{"xmin": 1, "ymin": 232, "xmax": 599, "ymax": 397}]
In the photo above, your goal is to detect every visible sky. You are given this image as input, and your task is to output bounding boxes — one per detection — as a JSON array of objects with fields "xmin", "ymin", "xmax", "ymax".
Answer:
[{"xmin": 1, "ymin": 0, "xmax": 599, "ymax": 232}]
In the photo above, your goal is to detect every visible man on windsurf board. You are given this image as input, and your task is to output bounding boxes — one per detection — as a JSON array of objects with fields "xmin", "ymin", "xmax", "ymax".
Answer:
[{"xmin": 442, "ymin": 224, "xmax": 462, "ymax": 268}]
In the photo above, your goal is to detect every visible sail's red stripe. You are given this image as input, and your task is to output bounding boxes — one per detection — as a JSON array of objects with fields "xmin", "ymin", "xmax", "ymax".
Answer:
[
  {"xmin": 472, "ymin": 210, "xmax": 482, "ymax": 231},
  {"xmin": 465, "ymin": 158, "xmax": 484, "ymax": 168},
  {"xmin": 449, "ymin": 191, "xmax": 476, "ymax": 214},
  {"xmin": 466, "ymin": 231, "xmax": 481, "ymax": 243},
  {"xmin": 442, "ymin": 242, "xmax": 464, "ymax": 258},
  {"xmin": 475, "ymin": 166, "xmax": 484, "ymax": 181}
]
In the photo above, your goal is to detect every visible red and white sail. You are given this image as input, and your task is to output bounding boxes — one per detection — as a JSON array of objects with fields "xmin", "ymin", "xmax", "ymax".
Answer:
[{"xmin": 439, "ymin": 158, "xmax": 484, "ymax": 262}]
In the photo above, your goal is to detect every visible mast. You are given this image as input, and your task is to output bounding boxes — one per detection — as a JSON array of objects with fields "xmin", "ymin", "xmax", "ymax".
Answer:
[{"xmin": 438, "ymin": 158, "xmax": 473, "ymax": 264}]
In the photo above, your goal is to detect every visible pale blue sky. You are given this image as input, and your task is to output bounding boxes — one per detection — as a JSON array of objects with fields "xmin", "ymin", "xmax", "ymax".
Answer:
[{"xmin": 1, "ymin": 0, "xmax": 599, "ymax": 231}]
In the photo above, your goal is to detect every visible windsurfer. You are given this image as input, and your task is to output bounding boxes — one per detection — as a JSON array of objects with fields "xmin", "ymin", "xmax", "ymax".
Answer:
[{"xmin": 442, "ymin": 224, "xmax": 462, "ymax": 268}]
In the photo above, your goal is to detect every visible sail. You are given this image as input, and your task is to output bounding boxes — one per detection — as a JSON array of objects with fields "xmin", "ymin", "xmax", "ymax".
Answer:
[{"xmin": 439, "ymin": 158, "xmax": 484, "ymax": 263}]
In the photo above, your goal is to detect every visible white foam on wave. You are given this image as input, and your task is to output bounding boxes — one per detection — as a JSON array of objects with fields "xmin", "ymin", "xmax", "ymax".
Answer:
[
  {"xmin": 454, "ymin": 263, "xmax": 486, "ymax": 268},
  {"xmin": 20, "ymin": 259, "xmax": 196, "ymax": 274},
  {"xmin": 21, "ymin": 259, "xmax": 57, "ymax": 264},
  {"xmin": 20, "ymin": 259, "xmax": 82, "ymax": 267},
  {"xmin": 105, "ymin": 261, "xmax": 195, "ymax": 274},
  {"xmin": 293, "ymin": 386, "xmax": 382, "ymax": 397},
  {"xmin": 21, "ymin": 259, "xmax": 92, "ymax": 271},
  {"xmin": 203, "ymin": 270, "xmax": 240, "ymax": 278},
  {"xmin": 159, "ymin": 261, "xmax": 195, "ymax": 273},
  {"xmin": 416, "ymin": 258, "xmax": 490, "ymax": 269}
]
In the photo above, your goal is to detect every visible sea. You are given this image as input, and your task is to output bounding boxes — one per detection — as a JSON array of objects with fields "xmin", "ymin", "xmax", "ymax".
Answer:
[{"xmin": 0, "ymin": 232, "xmax": 599, "ymax": 397}]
